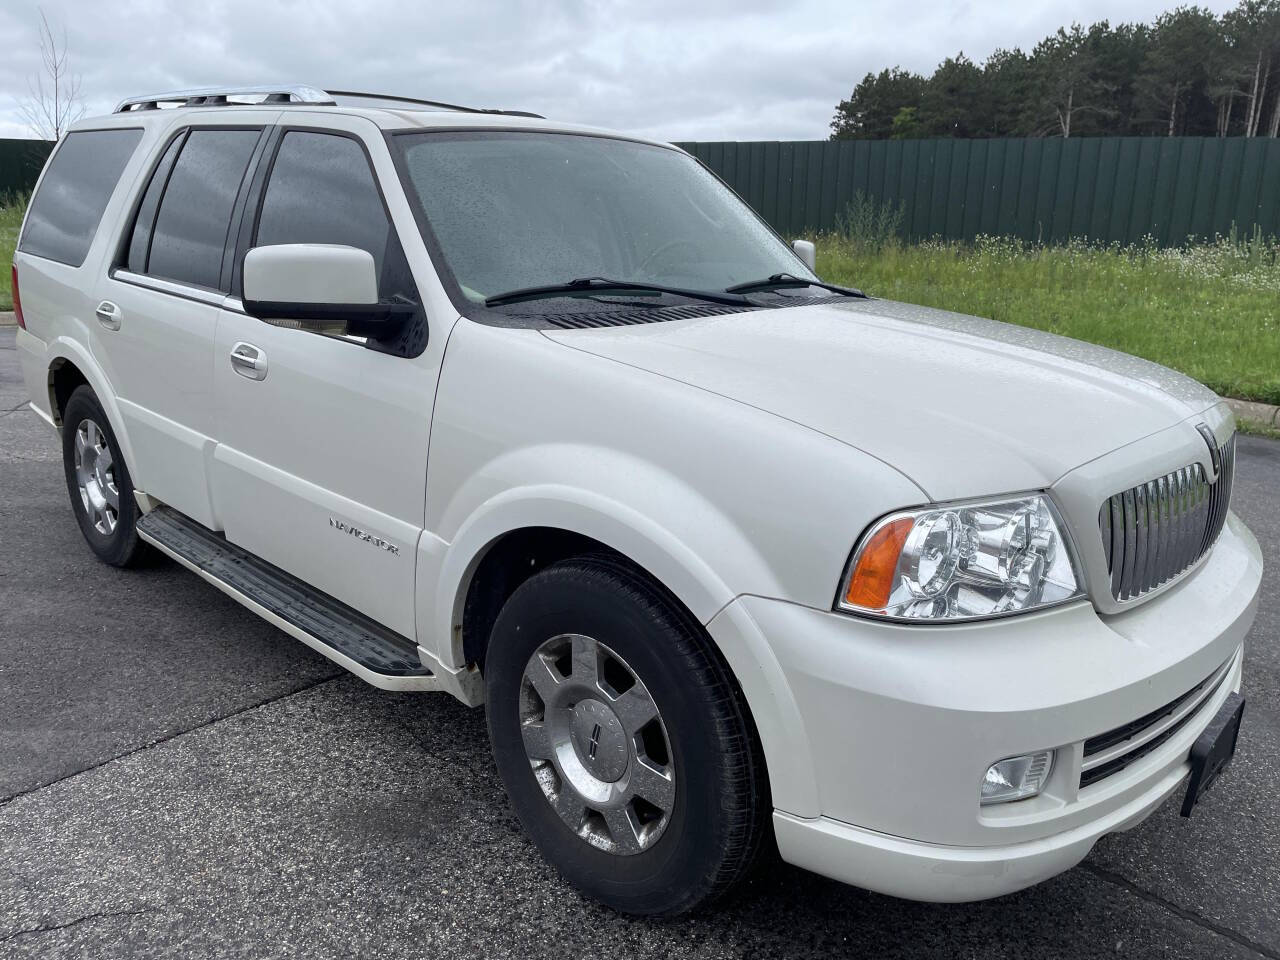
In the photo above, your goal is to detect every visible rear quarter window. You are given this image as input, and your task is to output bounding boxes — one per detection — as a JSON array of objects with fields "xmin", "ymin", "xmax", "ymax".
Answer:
[{"xmin": 18, "ymin": 128, "xmax": 143, "ymax": 267}]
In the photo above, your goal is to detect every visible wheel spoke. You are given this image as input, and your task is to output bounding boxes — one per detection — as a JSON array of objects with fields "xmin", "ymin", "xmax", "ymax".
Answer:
[
  {"xmin": 602, "ymin": 806, "xmax": 642, "ymax": 855},
  {"xmin": 629, "ymin": 759, "xmax": 675, "ymax": 810},
  {"xmin": 523, "ymin": 654, "xmax": 564, "ymax": 702},
  {"xmin": 521, "ymin": 720, "xmax": 554, "ymax": 761},
  {"xmin": 612, "ymin": 686, "xmax": 658, "ymax": 735},
  {"xmin": 75, "ymin": 426, "xmax": 89, "ymax": 458},
  {"xmin": 97, "ymin": 444, "xmax": 113, "ymax": 474},
  {"xmin": 553, "ymin": 789, "xmax": 586, "ymax": 829},
  {"xmin": 570, "ymin": 634, "xmax": 600, "ymax": 688},
  {"xmin": 85, "ymin": 420, "xmax": 100, "ymax": 449}
]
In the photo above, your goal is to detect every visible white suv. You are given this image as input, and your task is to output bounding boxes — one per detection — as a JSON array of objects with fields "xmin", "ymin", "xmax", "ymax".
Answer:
[{"xmin": 12, "ymin": 85, "xmax": 1261, "ymax": 916}]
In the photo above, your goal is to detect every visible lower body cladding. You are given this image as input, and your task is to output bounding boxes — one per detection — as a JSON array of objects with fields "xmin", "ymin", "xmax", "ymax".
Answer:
[{"xmin": 710, "ymin": 512, "xmax": 1262, "ymax": 902}]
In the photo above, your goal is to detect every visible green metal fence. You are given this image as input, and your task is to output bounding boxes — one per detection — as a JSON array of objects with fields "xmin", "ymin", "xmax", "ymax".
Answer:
[
  {"xmin": 675, "ymin": 137, "xmax": 1280, "ymax": 246},
  {"xmin": 0, "ymin": 138, "xmax": 54, "ymax": 197}
]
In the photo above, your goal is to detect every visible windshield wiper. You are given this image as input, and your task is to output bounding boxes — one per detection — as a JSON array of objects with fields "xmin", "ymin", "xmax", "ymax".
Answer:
[
  {"xmin": 725, "ymin": 273, "xmax": 866, "ymax": 298},
  {"xmin": 485, "ymin": 277, "xmax": 752, "ymax": 308}
]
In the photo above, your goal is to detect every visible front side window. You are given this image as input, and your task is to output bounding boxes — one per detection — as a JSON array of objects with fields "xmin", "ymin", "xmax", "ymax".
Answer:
[
  {"xmin": 253, "ymin": 131, "xmax": 415, "ymax": 303},
  {"xmin": 19, "ymin": 128, "xmax": 143, "ymax": 267},
  {"xmin": 147, "ymin": 128, "xmax": 261, "ymax": 290},
  {"xmin": 393, "ymin": 131, "xmax": 808, "ymax": 307}
]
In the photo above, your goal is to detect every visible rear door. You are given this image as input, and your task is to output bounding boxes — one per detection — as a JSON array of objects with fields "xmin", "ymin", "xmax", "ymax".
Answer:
[
  {"xmin": 14, "ymin": 125, "xmax": 143, "ymax": 427},
  {"xmin": 211, "ymin": 114, "xmax": 437, "ymax": 638},
  {"xmin": 97, "ymin": 118, "xmax": 274, "ymax": 527}
]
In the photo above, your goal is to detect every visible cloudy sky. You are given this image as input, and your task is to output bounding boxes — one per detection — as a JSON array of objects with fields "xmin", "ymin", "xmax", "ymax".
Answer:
[{"xmin": 0, "ymin": 0, "xmax": 1243, "ymax": 142}]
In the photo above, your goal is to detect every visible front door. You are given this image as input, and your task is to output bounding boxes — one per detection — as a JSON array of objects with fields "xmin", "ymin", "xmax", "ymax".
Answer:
[{"xmin": 211, "ymin": 118, "xmax": 438, "ymax": 639}]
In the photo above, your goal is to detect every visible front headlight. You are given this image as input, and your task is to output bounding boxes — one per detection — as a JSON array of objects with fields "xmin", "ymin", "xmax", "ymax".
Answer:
[{"xmin": 837, "ymin": 494, "xmax": 1084, "ymax": 622}]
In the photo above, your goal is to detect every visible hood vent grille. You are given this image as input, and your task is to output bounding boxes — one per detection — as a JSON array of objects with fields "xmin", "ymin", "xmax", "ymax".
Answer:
[
  {"xmin": 533, "ymin": 294, "xmax": 857, "ymax": 330},
  {"xmin": 539, "ymin": 304, "xmax": 763, "ymax": 329},
  {"xmin": 1098, "ymin": 433, "xmax": 1236, "ymax": 602}
]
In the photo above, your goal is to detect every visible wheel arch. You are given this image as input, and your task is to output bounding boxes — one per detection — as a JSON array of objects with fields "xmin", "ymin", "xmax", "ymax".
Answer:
[
  {"xmin": 429, "ymin": 485, "xmax": 748, "ymax": 673},
  {"xmin": 426, "ymin": 489, "xmax": 819, "ymax": 816},
  {"xmin": 44, "ymin": 338, "xmax": 140, "ymax": 483}
]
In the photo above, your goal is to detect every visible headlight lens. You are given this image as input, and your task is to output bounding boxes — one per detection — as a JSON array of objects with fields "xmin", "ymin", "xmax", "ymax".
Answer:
[{"xmin": 838, "ymin": 494, "xmax": 1083, "ymax": 621}]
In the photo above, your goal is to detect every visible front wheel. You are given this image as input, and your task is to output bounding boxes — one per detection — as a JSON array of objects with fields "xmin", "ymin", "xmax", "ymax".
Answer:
[
  {"xmin": 485, "ymin": 554, "xmax": 768, "ymax": 916},
  {"xmin": 60, "ymin": 385, "xmax": 150, "ymax": 567}
]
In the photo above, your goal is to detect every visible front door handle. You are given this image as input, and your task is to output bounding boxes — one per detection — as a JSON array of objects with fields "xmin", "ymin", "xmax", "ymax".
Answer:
[
  {"xmin": 229, "ymin": 342, "xmax": 268, "ymax": 381},
  {"xmin": 95, "ymin": 301, "xmax": 122, "ymax": 331}
]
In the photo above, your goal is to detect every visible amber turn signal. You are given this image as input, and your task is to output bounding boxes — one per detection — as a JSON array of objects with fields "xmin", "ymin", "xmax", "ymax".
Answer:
[{"xmin": 843, "ymin": 517, "xmax": 913, "ymax": 610}]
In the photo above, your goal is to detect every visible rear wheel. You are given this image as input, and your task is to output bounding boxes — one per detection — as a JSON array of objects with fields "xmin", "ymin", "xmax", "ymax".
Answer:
[
  {"xmin": 61, "ymin": 386, "xmax": 150, "ymax": 567},
  {"xmin": 485, "ymin": 554, "xmax": 768, "ymax": 916}
]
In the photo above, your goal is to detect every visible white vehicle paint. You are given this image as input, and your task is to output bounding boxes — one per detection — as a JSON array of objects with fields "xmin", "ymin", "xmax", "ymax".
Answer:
[{"xmin": 11, "ymin": 87, "xmax": 1261, "ymax": 912}]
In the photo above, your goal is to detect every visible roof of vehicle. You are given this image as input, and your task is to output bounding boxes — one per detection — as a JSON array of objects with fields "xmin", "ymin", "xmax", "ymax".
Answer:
[{"xmin": 72, "ymin": 84, "xmax": 675, "ymax": 151}]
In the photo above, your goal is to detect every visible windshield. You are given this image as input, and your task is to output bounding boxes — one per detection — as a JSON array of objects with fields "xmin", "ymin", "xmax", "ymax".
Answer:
[{"xmin": 393, "ymin": 131, "xmax": 814, "ymax": 307}]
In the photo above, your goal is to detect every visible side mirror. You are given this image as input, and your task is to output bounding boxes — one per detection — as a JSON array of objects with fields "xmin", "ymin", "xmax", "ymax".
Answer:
[
  {"xmin": 792, "ymin": 239, "xmax": 816, "ymax": 272},
  {"xmin": 242, "ymin": 244, "xmax": 413, "ymax": 336}
]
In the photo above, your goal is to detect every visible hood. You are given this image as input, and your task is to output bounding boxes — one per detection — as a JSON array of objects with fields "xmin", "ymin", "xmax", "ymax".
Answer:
[{"xmin": 542, "ymin": 298, "xmax": 1221, "ymax": 501}]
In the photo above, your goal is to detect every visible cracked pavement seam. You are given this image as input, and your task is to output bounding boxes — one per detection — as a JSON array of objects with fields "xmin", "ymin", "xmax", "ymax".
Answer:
[
  {"xmin": 0, "ymin": 673, "xmax": 343, "ymax": 811},
  {"xmin": 0, "ymin": 908, "xmax": 159, "ymax": 946},
  {"xmin": 1082, "ymin": 864, "xmax": 1280, "ymax": 960}
]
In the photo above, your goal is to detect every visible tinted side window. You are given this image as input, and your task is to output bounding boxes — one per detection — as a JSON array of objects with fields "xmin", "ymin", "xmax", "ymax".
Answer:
[
  {"xmin": 255, "ymin": 132, "xmax": 407, "ymax": 298},
  {"xmin": 126, "ymin": 133, "xmax": 185, "ymax": 273},
  {"xmin": 149, "ymin": 129, "xmax": 260, "ymax": 290},
  {"xmin": 19, "ymin": 129, "xmax": 143, "ymax": 267}
]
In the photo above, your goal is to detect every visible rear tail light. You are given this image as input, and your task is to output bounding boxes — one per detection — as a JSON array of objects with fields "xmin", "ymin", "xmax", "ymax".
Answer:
[{"xmin": 11, "ymin": 263, "xmax": 24, "ymax": 330}]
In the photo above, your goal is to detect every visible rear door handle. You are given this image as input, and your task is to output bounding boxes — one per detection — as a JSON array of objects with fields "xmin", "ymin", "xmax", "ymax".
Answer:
[
  {"xmin": 95, "ymin": 301, "xmax": 122, "ymax": 331},
  {"xmin": 229, "ymin": 342, "xmax": 268, "ymax": 381}
]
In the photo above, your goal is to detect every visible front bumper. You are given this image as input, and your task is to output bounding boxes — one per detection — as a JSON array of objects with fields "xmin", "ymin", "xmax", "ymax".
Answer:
[{"xmin": 710, "ymin": 511, "xmax": 1261, "ymax": 901}]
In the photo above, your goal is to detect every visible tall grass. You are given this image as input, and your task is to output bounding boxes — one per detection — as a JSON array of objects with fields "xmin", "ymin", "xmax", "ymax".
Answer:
[
  {"xmin": 0, "ymin": 192, "xmax": 28, "ymax": 311},
  {"xmin": 817, "ymin": 224, "xmax": 1280, "ymax": 406}
]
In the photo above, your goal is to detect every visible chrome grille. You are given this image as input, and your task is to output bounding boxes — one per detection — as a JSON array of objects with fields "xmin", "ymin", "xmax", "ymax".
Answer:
[{"xmin": 1098, "ymin": 434, "xmax": 1235, "ymax": 602}]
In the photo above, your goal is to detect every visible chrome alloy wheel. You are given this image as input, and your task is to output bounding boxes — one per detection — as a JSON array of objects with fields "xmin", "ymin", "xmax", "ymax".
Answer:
[
  {"xmin": 73, "ymin": 418, "xmax": 119, "ymax": 535},
  {"xmin": 519, "ymin": 633, "xmax": 676, "ymax": 855}
]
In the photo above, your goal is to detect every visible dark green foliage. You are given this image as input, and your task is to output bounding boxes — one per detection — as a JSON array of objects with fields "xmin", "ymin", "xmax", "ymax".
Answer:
[
  {"xmin": 919, "ymin": 56, "xmax": 992, "ymax": 137},
  {"xmin": 0, "ymin": 138, "xmax": 54, "ymax": 195},
  {"xmin": 830, "ymin": 1, "xmax": 1280, "ymax": 140},
  {"xmin": 831, "ymin": 68, "xmax": 927, "ymax": 139}
]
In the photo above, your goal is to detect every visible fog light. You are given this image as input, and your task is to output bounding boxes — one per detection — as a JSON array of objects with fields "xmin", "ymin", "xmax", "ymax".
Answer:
[{"xmin": 981, "ymin": 751, "xmax": 1054, "ymax": 805}]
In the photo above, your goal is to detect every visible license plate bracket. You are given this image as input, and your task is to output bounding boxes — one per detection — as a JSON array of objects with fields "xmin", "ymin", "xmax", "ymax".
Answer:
[{"xmin": 1180, "ymin": 691, "xmax": 1245, "ymax": 818}]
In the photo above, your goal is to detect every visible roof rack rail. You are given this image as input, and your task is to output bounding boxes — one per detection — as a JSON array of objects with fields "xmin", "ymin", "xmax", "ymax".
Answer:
[
  {"xmin": 326, "ymin": 89, "xmax": 544, "ymax": 119},
  {"xmin": 114, "ymin": 85, "xmax": 335, "ymax": 112},
  {"xmin": 113, "ymin": 85, "xmax": 544, "ymax": 119}
]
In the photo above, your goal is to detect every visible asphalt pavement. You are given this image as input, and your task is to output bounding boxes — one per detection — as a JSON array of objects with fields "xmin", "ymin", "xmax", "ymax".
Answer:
[{"xmin": 1, "ymin": 324, "xmax": 1278, "ymax": 959}]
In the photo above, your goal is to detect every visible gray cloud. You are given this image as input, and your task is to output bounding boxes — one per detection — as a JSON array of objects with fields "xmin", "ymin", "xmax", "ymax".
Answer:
[{"xmin": 0, "ymin": 0, "xmax": 1243, "ymax": 142}]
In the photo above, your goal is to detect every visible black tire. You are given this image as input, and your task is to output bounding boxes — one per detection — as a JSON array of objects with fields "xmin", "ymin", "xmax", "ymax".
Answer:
[
  {"xmin": 61, "ymin": 385, "xmax": 150, "ymax": 568},
  {"xmin": 485, "ymin": 553, "xmax": 769, "ymax": 916}
]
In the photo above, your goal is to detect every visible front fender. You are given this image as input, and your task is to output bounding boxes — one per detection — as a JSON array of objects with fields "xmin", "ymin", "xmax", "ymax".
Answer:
[
  {"xmin": 424, "ymin": 443, "xmax": 776, "ymax": 659},
  {"xmin": 418, "ymin": 453, "xmax": 820, "ymax": 816}
]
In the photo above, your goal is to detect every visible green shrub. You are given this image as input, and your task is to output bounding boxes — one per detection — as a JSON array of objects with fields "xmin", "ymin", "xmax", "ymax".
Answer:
[{"xmin": 833, "ymin": 191, "xmax": 904, "ymax": 253}]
